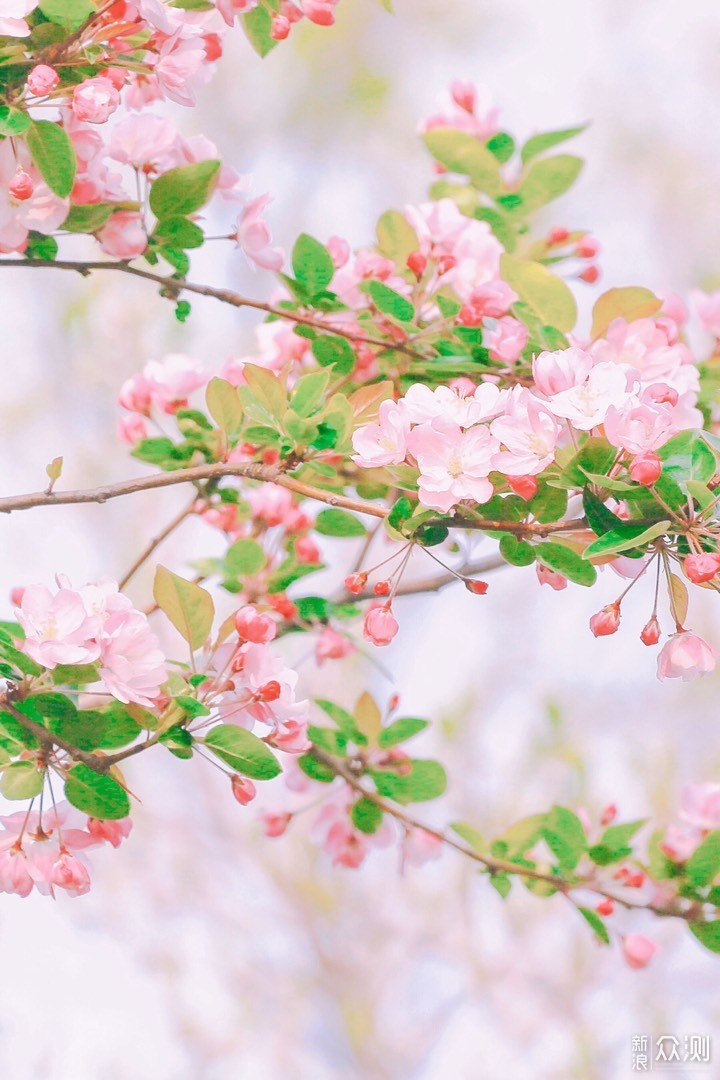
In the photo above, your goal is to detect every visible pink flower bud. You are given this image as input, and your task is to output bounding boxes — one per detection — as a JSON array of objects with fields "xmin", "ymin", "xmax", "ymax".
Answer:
[
  {"xmin": 257, "ymin": 680, "xmax": 282, "ymax": 703},
  {"xmin": 301, "ymin": 0, "xmax": 337, "ymax": 25},
  {"xmin": 640, "ymin": 616, "xmax": 661, "ymax": 646},
  {"xmin": 373, "ymin": 580, "xmax": 391, "ymax": 597},
  {"xmin": 464, "ymin": 579, "xmax": 489, "ymax": 595},
  {"xmin": 622, "ymin": 933, "xmax": 659, "ymax": 970},
  {"xmin": 344, "ymin": 572, "xmax": 367, "ymax": 595},
  {"xmin": 87, "ymin": 817, "xmax": 133, "ymax": 848},
  {"xmin": 98, "ymin": 211, "xmax": 147, "ymax": 259},
  {"xmin": 235, "ymin": 605, "xmax": 277, "ymax": 644},
  {"xmin": 576, "ymin": 235, "xmax": 600, "ymax": 258},
  {"xmin": 595, "ymin": 898, "xmax": 614, "ymax": 916},
  {"xmin": 450, "ymin": 79, "xmax": 476, "ymax": 113},
  {"xmin": 547, "ymin": 226, "xmax": 570, "ymax": 245},
  {"xmin": 657, "ymin": 631, "xmax": 716, "ymax": 681},
  {"xmin": 296, "ymin": 535, "xmax": 320, "ymax": 563},
  {"xmin": 507, "ymin": 474, "xmax": 538, "ymax": 500},
  {"xmin": 629, "ymin": 452, "xmax": 662, "ymax": 486},
  {"xmin": 72, "ymin": 77, "xmax": 120, "ymax": 124},
  {"xmin": 600, "ymin": 803, "xmax": 617, "ymax": 826},
  {"xmin": 261, "ymin": 810, "xmax": 292, "ymax": 837},
  {"xmin": 406, "ymin": 251, "xmax": 427, "ymax": 278},
  {"xmin": 363, "ymin": 605, "xmax": 399, "ymax": 647},
  {"xmin": 683, "ymin": 552, "xmax": 720, "ymax": 584},
  {"xmin": 8, "ymin": 170, "xmax": 33, "ymax": 201},
  {"xmin": 589, "ymin": 602, "xmax": 621, "ymax": 638},
  {"xmin": 271, "ymin": 14, "xmax": 291, "ymax": 39},
  {"xmin": 27, "ymin": 64, "xmax": 60, "ymax": 97},
  {"xmin": 536, "ymin": 564, "xmax": 567, "ymax": 591},
  {"xmin": 579, "ymin": 265, "xmax": 600, "ymax": 284},
  {"xmin": 9, "ymin": 586, "xmax": 24, "ymax": 607},
  {"xmin": 231, "ymin": 775, "xmax": 256, "ymax": 805}
]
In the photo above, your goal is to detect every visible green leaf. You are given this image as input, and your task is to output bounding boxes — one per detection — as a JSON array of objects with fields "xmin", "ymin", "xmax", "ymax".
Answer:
[
  {"xmin": 499, "ymin": 534, "xmax": 536, "ymax": 567},
  {"xmin": 588, "ymin": 820, "xmax": 645, "ymax": 866},
  {"xmin": 65, "ymin": 764, "xmax": 130, "ymax": 819},
  {"xmin": 292, "ymin": 233, "xmax": 334, "ymax": 294},
  {"xmin": 243, "ymin": 5, "xmax": 279, "ymax": 57},
  {"xmin": 315, "ymin": 699, "xmax": 367, "ymax": 744},
  {"xmin": 378, "ymin": 716, "xmax": 429, "ymax": 748},
  {"xmin": 290, "ymin": 370, "xmax": 330, "ymax": 417},
  {"xmin": 582, "ymin": 520, "xmax": 670, "ymax": 560},
  {"xmin": 149, "ymin": 160, "xmax": 220, "ymax": 220},
  {"xmin": 311, "ymin": 335, "xmax": 355, "ymax": 374},
  {"xmin": 153, "ymin": 215, "xmax": 204, "ymax": 249},
  {"xmin": 39, "ymin": 0, "xmax": 94, "ymax": 29},
  {"xmin": 583, "ymin": 489, "xmax": 624, "ymax": 537},
  {"xmin": 690, "ymin": 921, "xmax": 720, "ymax": 953},
  {"xmin": 591, "ymin": 287, "xmax": 662, "ymax": 340},
  {"xmin": 367, "ymin": 280, "xmax": 415, "ymax": 322},
  {"xmin": 370, "ymin": 759, "xmax": 447, "ymax": 804},
  {"xmin": 204, "ymin": 725, "xmax": 281, "ymax": 780},
  {"xmin": 241, "ymin": 363, "xmax": 287, "ymax": 421},
  {"xmin": 577, "ymin": 905, "xmax": 610, "ymax": 945},
  {"xmin": 686, "ymin": 831, "xmax": 720, "ymax": 888},
  {"xmin": 0, "ymin": 106, "xmax": 30, "ymax": 136},
  {"xmin": 529, "ymin": 482, "xmax": 568, "ymax": 524},
  {"xmin": 26, "ymin": 121, "xmax": 76, "ymax": 198},
  {"xmin": 423, "ymin": 129, "xmax": 502, "ymax": 197},
  {"xmin": 0, "ymin": 761, "xmax": 43, "ymax": 800},
  {"xmin": 520, "ymin": 155, "xmax": 584, "ymax": 212},
  {"xmin": 159, "ymin": 724, "xmax": 194, "ymax": 759},
  {"xmin": 521, "ymin": 125, "xmax": 586, "ymax": 164},
  {"xmin": 351, "ymin": 797, "xmax": 383, "ymax": 834},
  {"xmin": 314, "ymin": 508, "xmax": 366, "ymax": 538},
  {"xmin": 558, "ymin": 438, "xmax": 616, "ymax": 486},
  {"xmin": 153, "ymin": 566, "xmax": 214, "ymax": 650},
  {"xmin": 501, "ymin": 253, "xmax": 577, "ymax": 333},
  {"xmin": 486, "ymin": 132, "xmax": 515, "ymax": 164},
  {"xmin": 536, "ymin": 542, "xmax": 597, "ymax": 586},
  {"xmin": 298, "ymin": 752, "xmax": 335, "ymax": 782},
  {"xmin": 205, "ymin": 377, "xmax": 244, "ymax": 436},
  {"xmin": 542, "ymin": 805, "xmax": 587, "ymax": 871},
  {"xmin": 450, "ymin": 822, "xmax": 485, "ymax": 851},
  {"xmin": 225, "ymin": 538, "xmax": 267, "ymax": 576},
  {"xmin": 376, "ymin": 210, "xmax": 419, "ymax": 263},
  {"xmin": 26, "ymin": 232, "xmax": 58, "ymax": 261}
]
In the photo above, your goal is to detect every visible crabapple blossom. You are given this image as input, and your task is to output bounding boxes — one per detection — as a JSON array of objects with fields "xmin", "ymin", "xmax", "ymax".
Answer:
[
  {"xmin": 622, "ymin": 934, "xmax": 660, "ymax": 970},
  {"xmin": 98, "ymin": 211, "xmax": 148, "ymax": 259},
  {"xmin": 352, "ymin": 400, "xmax": 410, "ymax": 467},
  {"xmin": 657, "ymin": 632, "xmax": 717, "ymax": 681},
  {"xmin": 26, "ymin": 64, "xmax": 59, "ymax": 96},
  {"xmin": 72, "ymin": 78, "xmax": 121, "ymax": 124},
  {"xmin": 628, "ymin": 452, "xmax": 662, "ymax": 486},
  {"xmin": 680, "ymin": 782, "xmax": 720, "ymax": 831},
  {"xmin": 234, "ymin": 194, "xmax": 284, "ymax": 271},
  {"xmin": 490, "ymin": 388, "xmax": 563, "ymax": 476},
  {"xmin": 543, "ymin": 361, "xmax": 632, "ymax": 431},
  {"xmin": 483, "ymin": 316, "xmax": 529, "ymax": 364},
  {"xmin": 683, "ymin": 553, "xmax": 720, "ymax": 584},
  {"xmin": 532, "ymin": 346, "xmax": 594, "ymax": 397},
  {"xmin": 407, "ymin": 419, "xmax": 498, "ymax": 511},
  {"xmin": 589, "ymin": 603, "xmax": 621, "ymax": 637},
  {"xmin": 363, "ymin": 605, "xmax": 399, "ymax": 647}
]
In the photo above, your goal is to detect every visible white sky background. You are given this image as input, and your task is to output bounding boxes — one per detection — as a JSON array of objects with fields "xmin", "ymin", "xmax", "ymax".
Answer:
[{"xmin": 1, "ymin": 1, "xmax": 720, "ymax": 1077}]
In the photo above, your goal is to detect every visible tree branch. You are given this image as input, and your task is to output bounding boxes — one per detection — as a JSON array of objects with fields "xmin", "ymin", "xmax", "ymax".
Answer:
[{"xmin": 0, "ymin": 259, "xmax": 429, "ymax": 361}]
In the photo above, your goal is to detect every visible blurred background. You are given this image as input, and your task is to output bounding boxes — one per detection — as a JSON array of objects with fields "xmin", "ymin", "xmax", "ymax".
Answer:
[{"xmin": 1, "ymin": 0, "xmax": 720, "ymax": 1076}]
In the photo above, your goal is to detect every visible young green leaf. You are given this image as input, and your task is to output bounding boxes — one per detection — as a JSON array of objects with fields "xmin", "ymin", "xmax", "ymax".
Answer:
[
  {"xmin": 205, "ymin": 725, "xmax": 281, "ymax": 779},
  {"xmin": 292, "ymin": 234, "xmax": 334, "ymax": 294},
  {"xmin": 65, "ymin": 764, "xmax": 131, "ymax": 819},
  {"xmin": 314, "ymin": 508, "xmax": 366, "ymax": 537},
  {"xmin": 149, "ymin": 160, "xmax": 221, "ymax": 219},
  {"xmin": 27, "ymin": 121, "xmax": 76, "ymax": 198},
  {"xmin": 153, "ymin": 566, "xmax": 214, "ymax": 650}
]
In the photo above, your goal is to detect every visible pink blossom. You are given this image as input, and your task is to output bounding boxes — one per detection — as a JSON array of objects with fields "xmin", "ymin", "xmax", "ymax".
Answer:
[
  {"xmin": 231, "ymin": 775, "xmax": 257, "ymax": 805},
  {"xmin": 137, "ymin": 353, "xmax": 209, "ymax": 413},
  {"xmin": 98, "ymin": 211, "xmax": 148, "ymax": 259},
  {"xmin": 419, "ymin": 83, "xmax": 500, "ymax": 141},
  {"xmin": 628, "ymin": 452, "xmax": 662, "ymax": 486},
  {"xmin": 87, "ymin": 818, "xmax": 133, "ymax": 848},
  {"xmin": 536, "ymin": 564, "xmax": 567, "ymax": 590},
  {"xmin": 363, "ymin": 605, "xmax": 399, "ymax": 647},
  {"xmin": 401, "ymin": 828, "xmax": 443, "ymax": 868},
  {"xmin": 26, "ymin": 64, "xmax": 59, "ymax": 96},
  {"xmin": 622, "ymin": 933, "xmax": 659, "ymax": 970},
  {"xmin": 691, "ymin": 289, "xmax": 720, "ymax": 338},
  {"xmin": 98, "ymin": 607, "xmax": 168, "ymax": 707},
  {"xmin": 590, "ymin": 317, "xmax": 699, "ymax": 397},
  {"xmin": 72, "ymin": 78, "xmax": 121, "ymax": 124},
  {"xmin": 401, "ymin": 382, "xmax": 506, "ymax": 427},
  {"xmin": 0, "ymin": 140, "xmax": 68, "ymax": 252},
  {"xmin": 315, "ymin": 627, "xmax": 355, "ymax": 665},
  {"xmin": 215, "ymin": 641, "xmax": 309, "ymax": 733},
  {"xmin": 235, "ymin": 605, "xmax": 277, "ymax": 644},
  {"xmin": 260, "ymin": 810, "xmax": 292, "ymax": 837},
  {"xmin": 532, "ymin": 346, "xmax": 594, "ymax": 397},
  {"xmin": 51, "ymin": 851, "xmax": 92, "ymax": 897},
  {"xmin": 680, "ymin": 782, "xmax": 720, "ymax": 831},
  {"xmin": 300, "ymin": 0, "xmax": 339, "ymax": 24},
  {"xmin": 0, "ymin": 802, "xmax": 98, "ymax": 898},
  {"xmin": 271, "ymin": 718, "xmax": 312, "ymax": 753},
  {"xmin": 0, "ymin": 0, "xmax": 38, "ymax": 37},
  {"xmin": 603, "ymin": 400, "xmax": 677, "ymax": 454},
  {"xmin": 544, "ymin": 361, "xmax": 633, "ymax": 431},
  {"xmin": 407, "ymin": 418, "xmax": 498, "ymax": 512},
  {"xmin": 155, "ymin": 33, "xmax": 212, "ymax": 107},
  {"xmin": 461, "ymin": 280, "xmax": 518, "ymax": 320},
  {"xmin": 589, "ymin": 602, "xmax": 621, "ymax": 637},
  {"xmin": 234, "ymin": 194, "xmax": 284, "ymax": 271},
  {"xmin": 16, "ymin": 583, "xmax": 101, "ymax": 668},
  {"xmin": 109, "ymin": 114, "xmax": 183, "ymax": 173},
  {"xmin": 247, "ymin": 484, "xmax": 295, "ymax": 527},
  {"xmin": 491, "ymin": 387, "xmax": 563, "ymax": 476},
  {"xmin": 660, "ymin": 824, "xmax": 702, "ymax": 863},
  {"xmin": 118, "ymin": 414, "xmax": 148, "ymax": 445},
  {"xmin": 484, "ymin": 316, "xmax": 529, "ymax": 364},
  {"xmin": 352, "ymin": 399, "xmax": 410, "ymax": 467},
  {"xmin": 657, "ymin": 631, "xmax": 716, "ymax": 681},
  {"xmin": 683, "ymin": 553, "xmax": 720, "ymax": 584}
]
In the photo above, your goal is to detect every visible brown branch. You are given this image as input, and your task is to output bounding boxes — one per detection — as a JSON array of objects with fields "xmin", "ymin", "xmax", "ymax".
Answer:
[
  {"xmin": 310, "ymin": 748, "xmax": 697, "ymax": 922},
  {"xmin": 0, "ymin": 460, "xmax": 389, "ymax": 520},
  {"xmin": 0, "ymin": 259, "xmax": 429, "ymax": 361}
]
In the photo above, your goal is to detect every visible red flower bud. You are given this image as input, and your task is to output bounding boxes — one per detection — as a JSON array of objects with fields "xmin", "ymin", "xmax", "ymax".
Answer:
[
  {"xmin": 258, "ymin": 680, "xmax": 282, "ymax": 702},
  {"xmin": 507, "ymin": 474, "xmax": 538, "ymax": 500},
  {"xmin": 589, "ymin": 602, "xmax": 621, "ymax": 637},
  {"xmin": 344, "ymin": 572, "xmax": 367, "ymax": 595},
  {"xmin": 547, "ymin": 226, "xmax": 570, "ymax": 246},
  {"xmin": 436, "ymin": 254, "xmax": 456, "ymax": 275},
  {"xmin": 595, "ymin": 898, "xmax": 614, "ymax": 916},
  {"xmin": 406, "ymin": 251, "xmax": 427, "ymax": 278},
  {"xmin": 578, "ymin": 265, "xmax": 600, "ymax": 284},
  {"xmin": 640, "ymin": 616, "xmax": 661, "ymax": 646},
  {"xmin": 629, "ymin": 452, "xmax": 662, "ymax": 486},
  {"xmin": 373, "ymin": 580, "xmax": 391, "ymax": 597},
  {"xmin": 231, "ymin": 775, "xmax": 256, "ymax": 805},
  {"xmin": 465, "ymin": 579, "xmax": 489, "ymax": 595}
]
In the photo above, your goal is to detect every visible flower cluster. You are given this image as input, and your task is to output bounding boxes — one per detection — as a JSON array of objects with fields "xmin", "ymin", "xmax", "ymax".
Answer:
[{"xmin": 15, "ymin": 576, "xmax": 167, "ymax": 706}]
